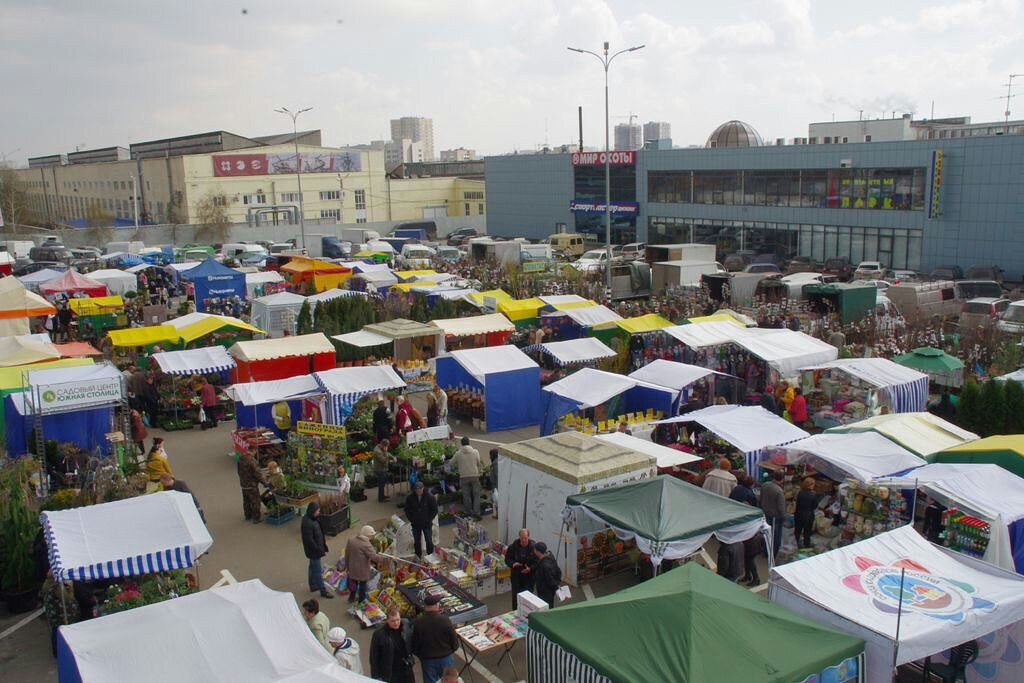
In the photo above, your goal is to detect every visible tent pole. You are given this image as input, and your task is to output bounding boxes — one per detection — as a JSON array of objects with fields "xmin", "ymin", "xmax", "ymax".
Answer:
[
  {"xmin": 891, "ymin": 567, "xmax": 906, "ymax": 673},
  {"xmin": 60, "ymin": 582, "xmax": 69, "ymax": 625}
]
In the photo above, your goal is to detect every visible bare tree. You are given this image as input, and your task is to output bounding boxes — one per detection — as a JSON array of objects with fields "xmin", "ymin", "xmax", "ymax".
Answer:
[
  {"xmin": 0, "ymin": 169, "xmax": 30, "ymax": 232},
  {"xmin": 194, "ymin": 193, "xmax": 231, "ymax": 244}
]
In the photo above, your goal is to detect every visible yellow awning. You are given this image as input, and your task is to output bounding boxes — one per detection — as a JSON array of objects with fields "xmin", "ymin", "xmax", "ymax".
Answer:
[
  {"xmin": 498, "ymin": 297, "xmax": 544, "ymax": 322},
  {"xmin": 353, "ymin": 251, "xmax": 389, "ymax": 258},
  {"xmin": 612, "ymin": 314, "xmax": 674, "ymax": 334},
  {"xmin": 311, "ymin": 271, "xmax": 351, "ymax": 292},
  {"xmin": 175, "ymin": 318, "xmax": 264, "ymax": 344},
  {"xmin": 466, "ymin": 289, "xmax": 513, "ymax": 306},
  {"xmin": 944, "ymin": 435, "xmax": 1024, "ymax": 455},
  {"xmin": 69, "ymin": 295, "xmax": 125, "ymax": 316},
  {"xmin": 0, "ymin": 358, "xmax": 94, "ymax": 392},
  {"xmin": 281, "ymin": 257, "xmax": 351, "ymax": 274},
  {"xmin": 686, "ymin": 313, "xmax": 745, "ymax": 327},
  {"xmin": 549, "ymin": 300, "xmax": 598, "ymax": 311},
  {"xmin": 108, "ymin": 325, "xmax": 180, "ymax": 348}
]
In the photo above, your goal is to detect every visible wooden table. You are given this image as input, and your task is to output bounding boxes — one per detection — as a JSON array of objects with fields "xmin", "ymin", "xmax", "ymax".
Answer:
[{"xmin": 455, "ymin": 613, "xmax": 525, "ymax": 682}]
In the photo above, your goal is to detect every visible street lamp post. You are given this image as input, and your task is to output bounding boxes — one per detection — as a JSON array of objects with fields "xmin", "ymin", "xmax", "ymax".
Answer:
[
  {"xmin": 274, "ymin": 106, "xmax": 313, "ymax": 249},
  {"xmin": 568, "ymin": 41, "xmax": 645, "ymax": 292}
]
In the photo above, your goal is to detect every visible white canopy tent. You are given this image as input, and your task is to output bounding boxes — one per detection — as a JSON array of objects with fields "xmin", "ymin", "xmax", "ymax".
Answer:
[
  {"xmin": 734, "ymin": 329, "xmax": 838, "ymax": 377},
  {"xmin": 538, "ymin": 294, "xmax": 591, "ymax": 306},
  {"xmin": 242, "ymin": 270, "xmax": 285, "ymax": 298},
  {"xmin": 438, "ymin": 345, "xmax": 537, "ymax": 384},
  {"xmin": 557, "ymin": 305, "xmax": 622, "ymax": 328},
  {"xmin": 83, "ymin": 269, "xmax": 137, "ymax": 296},
  {"xmin": 306, "ymin": 288, "xmax": 363, "ymax": 306},
  {"xmin": 628, "ymin": 359, "xmax": 721, "ymax": 391},
  {"xmin": 55, "ymin": 579, "xmax": 372, "ymax": 683},
  {"xmin": 995, "ymin": 368, "xmax": 1024, "ymax": 384},
  {"xmin": 152, "ymin": 346, "xmax": 237, "ymax": 376},
  {"xmin": 595, "ymin": 431, "xmax": 703, "ymax": 469},
  {"xmin": 545, "ymin": 367, "xmax": 678, "ymax": 409},
  {"xmin": 535, "ymin": 338, "xmax": 616, "ymax": 366},
  {"xmin": 250, "ymin": 291, "xmax": 307, "ymax": 338},
  {"xmin": 313, "ymin": 365, "xmax": 406, "ymax": 424},
  {"xmin": 429, "ymin": 313, "xmax": 515, "ymax": 337},
  {"xmin": 827, "ymin": 412, "xmax": 979, "ymax": 457},
  {"xmin": 801, "ymin": 358, "xmax": 930, "ymax": 413},
  {"xmin": 655, "ymin": 404, "xmax": 810, "ymax": 474},
  {"xmin": 41, "ymin": 491, "xmax": 211, "ymax": 581},
  {"xmin": 332, "ymin": 330, "xmax": 392, "ymax": 348},
  {"xmin": 771, "ymin": 432, "xmax": 926, "ymax": 482},
  {"xmin": 661, "ymin": 320, "xmax": 756, "ymax": 349},
  {"xmin": 226, "ymin": 375, "xmax": 323, "ymax": 407},
  {"xmin": 770, "ymin": 525, "xmax": 1024, "ymax": 683},
  {"xmin": 17, "ymin": 267, "xmax": 65, "ymax": 290}
]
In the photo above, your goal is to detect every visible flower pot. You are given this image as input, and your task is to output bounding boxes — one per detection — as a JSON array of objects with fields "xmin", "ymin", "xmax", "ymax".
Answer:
[{"xmin": 3, "ymin": 586, "xmax": 40, "ymax": 614}]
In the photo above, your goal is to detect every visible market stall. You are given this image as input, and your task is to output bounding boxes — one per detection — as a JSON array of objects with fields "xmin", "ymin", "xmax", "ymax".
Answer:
[
  {"xmin": 594, "ymin": 431, "xmax": 703, "ymax": 471},
  {"xmin": 55, "ymin": 579, "xmax": 369, "ymax": 683},
  {"xmin": 526, "ymin": 337, "xmax": 616, "ymax": 384},
  {"xmin": 771, "ymin": 432, "xmax": 926, "ymax": 484},
  {"xmin": 591, "ymin": 313, "xmax": 674, "ymax": 359},
  {"xmin": 165, "ymin": 312, "xmax": 263, "ymax": 348},
  {"xmin": 349, "ymin": 317, "xmax": 447, "ymax": 372},
  {"xmin": 228, "ymin": 333, "xmax": 336, "ymax": 382},
  {"xmin": 4, "ymin": 391, "xmax": 114, "ymax": 459},
  {"xmin": 627, "ymin": 358, "xmax": 725, "ymax": 401},
  {"xmin": 875, "ymin": 463, "xmax": 1024, "ymax": 573},
  {"xmin": 496, "ymin": 297, "xmax": 544, "ymax": 328},
  {"xmin": 429, "ymin": 313, "xmax": 515, "ymax": 351},
  {"xmin": 539, "ymin": 305, "xmax": 622, "ymax": 341},
  {"xmin": 0, "ymin": 276, "xmax": 56, "ymax": 336},
  {"xmin": 927, "ymin": 435, "xmax": 1024, "ymax": 478},
  {"xmin": 770, "ymin": 525, "xmax": 1024, "ymax": 683},
  {"xmin": 68, "ymin": 296, "xmax": 127, "ymax": 341},
  {"xmin": 249, "ymin": 291, "xmax": 306, "ymax": 338},
  {"xmin": 528, "ymin": 563, "xmax": 865, "ymax": 683},
  {"xmin": 280, "ymin": 256, "xmax": 352, "ymax": 294},
  {"xmin": 242, "ymin": 270, "xmax": 285, "ymax": 298},
  {"xmin": 39, "ymin": 270, "xmax": 108, "ymax": 300},
  {"xmin": 800, "ymin": 358, "xmax": 930, "ymax": 424},
  {"xmin": 180, "ymin": 257, "xmax": 246, "ymax": 312},
  {"xmin": 826, "ymin": 411, "xmax": 979, "ymax": 457},
  {"xmin": 0, "ymin": 334, "xmax": 59, "ymax": 367},
  {"xmin": 17, "ymin": 267, "xmax": 65, "ymax": 292},
  {"xmin": 0, "ymin": 357, "xmax": 93, "ymax": 449},
  {"xmin": 346, "ymin": 269, "xmax": 398, "ymax": 293},
  {"xmin": 83, "ymin": 269, "xmax": 137, "ymax": 296},
  {"xmin": 150, "ymin": 346, "xmax": 237, "ymax": 428},
  {"xmin": 496, "ymin": 432, "xmax": 657, "ymax": 584},
  {"xmin": 435, "ymin": 345, "xmax": 541, "ymax": 432},
  {"xmin": 541, "ymin": 367, "xmax": 677, "ymax": 436},
  {"xmin": 654, "ymin": 404, "xmax": 810, "ymax": 475},
  {"xmin": 313, "ymin": 365, "xmax": 406, "ymax": 424},
  {"xmin": 892, "ymin": 346, "xmax": 965, "ymax": 388},
  {"xmin": 227, "ymin": 374, "xmax": 324, "ymax": 446}
]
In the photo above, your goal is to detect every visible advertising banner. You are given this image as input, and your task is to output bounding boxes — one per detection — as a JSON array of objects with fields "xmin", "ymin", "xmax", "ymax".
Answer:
[
  {"xmin": 569, "ymin": 200, "xmax": 639, "ymax": 215},
  {"xmin": 213, "ymin": 151, "xmax": 363, "ymax": 177},
  {"xmin": 571, "ymin": 151, "xmax": 635, "ymax": 166},
  {"xmin": 928, "ymin": 149, "xmax": 944, "ymax": 218},
  {"xmin": 296, "ymin": 420, "xmax": 348, "ymax": 439},
  {"xmin": 35, "ymin": 377, "xmax": 123, "ymax": 415}
]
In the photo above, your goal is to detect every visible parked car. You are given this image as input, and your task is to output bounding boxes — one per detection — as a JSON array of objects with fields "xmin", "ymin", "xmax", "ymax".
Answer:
[
  {"xmin": 28, "ymin": 244, "xmax": 73, "ymax": 263},
  {"xmin": 822, "ymin": 257, "xmax": 853, "ymax": 281},
  {"xmin": 785, "ymin": 256, "xmax": 817, "ymax": 274},
  {"xmin": 955, "ymin": 280, "xmax": 1004, "ymax": 300},
  {"xmin": 959, "ymin": 297, "xmax": 1010, "ymax": 331},
  {"xmin": 572, "ymin": 248, "xmax": 611, "ymax": 272},
  {"xmin": 886, "ymin": 269, "xmax": 919, "ymax": 284},
  {"xmin": 742, "ymin": 263, "xmax": 782, "ymax": 275},
  {"xmin": 854, "ymin": 261, "xmax": 886, "ymax": 279},
  {"xmin": 997, "ymin": 301, "xmax": 1024, "ymax": 335},
  {"xmin": 12, "ymin": 261, "xmax": 68, "ymax": 277},
  {"xmin": 434, "ymin": 245, "xmax": 463, "ymax": 263},
  {"xmin": 966, "ymin": 264, "xmax": 1004, "ymax": 283},
  {"xmin": 722, "ymin": 252, "xmax": 754, "ymax": 272},
  {"xmin": 612, "ymin": 242, "xmax": 646, "ymax": 262},
  {"xmin": 859, "ymin": 279, "xmax": 891, "ymax": 292},
  {"xmin": 930, "ymin": 264, "xmax": 964, "ymax": 281},
  {"xmin": 446, "ymin": 227, "xmax": 479, "ymax": 246}
]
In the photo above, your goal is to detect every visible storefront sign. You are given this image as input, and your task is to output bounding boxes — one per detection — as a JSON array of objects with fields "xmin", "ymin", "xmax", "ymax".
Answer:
[
  {"xmin": 571, "ymin": 151, "xmax": 635, "ymax": 166},
  {"xmin": 569, "ymin": 200, "xmax": 639, "ymax": 215},
  {"xmin": 213, "ymin": 151, "xmax": 362, "ymax": 177},
  {"xmin": 522, "ymin": 261, "xmax": 547, "ymax": 273},
  {"xmin": 928, "ymin": 149, "xmax": 944, "ymax": 218},
  {"xmin": 232, "ymin": 430, "xmax": 252, "ymax": 455},
  {"xmin": 296, "ymin": 420, "xmax": 348, "ymax": 439},
  {"xmin": 406, "ymin": 425, "xmax": 451, "ymax": 444},
  {"xmin": 36, "ymin": 377, "xmax": 123, "ymax": 415}
]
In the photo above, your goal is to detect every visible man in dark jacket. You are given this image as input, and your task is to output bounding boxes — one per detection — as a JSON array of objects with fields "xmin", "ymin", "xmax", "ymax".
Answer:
[
  {"xmin": 236, "ymin": 450, "xmax": 266, "ymax": 523},
  {"xmin": 760, "ymin": 470, "xmax": 787, "ymax": 561},
  {"xmin": 728, "ymin": 474, "xmax": 758, "ymax": 507},
  {"xmin": 412, "ymin": 594, "xmax": 459, "ymax": 683},
  {"xmin": 504, "ymin": 528, "xmax": 536, "ymax": 610},
  {"xmin": 370, "ymin": 606, "xmax": 415, "ymax": 682},
  {"xmin": 301, "ymin": 502, "xmax": 333, "ymax": 599},
  {"xmin": 373, "ymin": 399, "xmax": 392, "ymax": 442},
  {"xmin": 404, "ymin": 481, "xmax": 438, "ymax": 558},
  {"xmin": 531, "ymin": 542, "xmax": 562, "ymax": 608}
]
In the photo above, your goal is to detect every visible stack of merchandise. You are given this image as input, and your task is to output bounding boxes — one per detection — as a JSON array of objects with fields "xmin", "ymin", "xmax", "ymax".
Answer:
[
  {"xmin": 231, "ymin": 427, "xmax": 285, "ymax": 464},
  {"xmin": 397, "ymin": 575, "xmax": 487, "ymax": 624},
  {"xmin": 839, "ymin": 480, "xmax": 906, "ymax": 545},
  {"xmin": 455, "ymin": 612, "xmax": 529, "ymax": 649},
  {"xmin": 576, "ymin": 529, "xmax": 636, "ymax": 583},
  {"xmin": 941, "ymin": 509, "xmax": 991, "ymax": 558}
]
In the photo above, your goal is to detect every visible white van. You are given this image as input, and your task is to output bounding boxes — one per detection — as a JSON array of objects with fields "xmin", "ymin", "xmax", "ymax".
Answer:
[
  {"xmin": 221, "ymin": 243, "xmax": 269, "ymax": 260},
  {"xmin": 106, "ymin": 241, "xmax": 146, "ymax": 255}
]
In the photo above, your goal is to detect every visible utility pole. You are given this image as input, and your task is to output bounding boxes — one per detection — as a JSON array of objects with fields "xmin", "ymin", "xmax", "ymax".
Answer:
[
  {"xmin": 1001, "ymin": 74, "xmax": 1023, "ymax": 134},
  {"xmin": 274, "ymin": 106, "xmax": 313, "ymax": 248}
]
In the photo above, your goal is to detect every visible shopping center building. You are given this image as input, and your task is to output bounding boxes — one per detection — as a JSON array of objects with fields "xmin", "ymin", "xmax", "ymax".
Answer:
[{"xmin": 485, "ymin": 121, "xmax": 1024, "ymax": 277}]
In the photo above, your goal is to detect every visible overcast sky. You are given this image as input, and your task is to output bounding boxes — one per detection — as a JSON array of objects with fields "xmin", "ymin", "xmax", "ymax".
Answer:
[{"xmin": 2, "ymin": 0, "xmax": 1022, "ymax": 165}]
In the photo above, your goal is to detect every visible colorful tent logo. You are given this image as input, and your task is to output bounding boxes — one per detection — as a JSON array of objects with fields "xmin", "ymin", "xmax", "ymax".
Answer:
[
  {"xmin": 842, "ymin": 556, "xmax": 995, "ymax": 623},
  {"xmin": 42, "ymin": 390, "xmax": 56, "ymax": 402}
]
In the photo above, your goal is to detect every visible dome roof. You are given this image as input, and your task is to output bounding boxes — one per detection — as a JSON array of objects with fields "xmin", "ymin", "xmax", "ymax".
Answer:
[{"xmin": 705, "ymin": 120, "xmax": 763, "ymax": 148}]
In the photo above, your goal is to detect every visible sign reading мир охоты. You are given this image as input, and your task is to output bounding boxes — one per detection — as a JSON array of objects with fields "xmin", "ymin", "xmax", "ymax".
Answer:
[{"xmin": 571, "ymin": 151, "xmax": 635, "ymax": 166}]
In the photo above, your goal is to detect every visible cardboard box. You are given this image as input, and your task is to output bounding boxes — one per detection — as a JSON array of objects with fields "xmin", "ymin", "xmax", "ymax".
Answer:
[
  {"xmin": 474, "ymin": 573, "xmax": 496, "ymax": 599},
  {"xmin": 517, "ymin": 590, "xmax": 548, "ymax": 620},
  {"xmin": 495, "ymin": 576, "xmax": 512, "ymax": 594}
]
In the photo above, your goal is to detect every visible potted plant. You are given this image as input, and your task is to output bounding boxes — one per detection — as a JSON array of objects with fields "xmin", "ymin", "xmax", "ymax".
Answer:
[{"xmin": 1, "ymin": 459, "xmax": 43, "ymax": 614}]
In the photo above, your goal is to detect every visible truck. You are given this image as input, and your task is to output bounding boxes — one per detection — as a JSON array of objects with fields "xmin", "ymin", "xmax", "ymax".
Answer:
[
  {"xmin": 651, "ymin": 260, "xmax": 727, "ymax": 294},
  {"xmin": 1, "ymin": 240, "xmax": 35, "ymax": 261},
  {"xmin": 804, "ymin": 282, "xmax": 878, "ymax": 324},
  {"xmin": 392, "ymin": 220, "xmax": 436, "ymax": 240},
  {"xmin": 609, "ymin": 261, "xmax": 652, "ymax": 300},
  {"xmin": 645, "ymin": 243, "xmax": 717, "ymax": 264},
  {"xmin": 391, "ymin": 227, "xmax": 427, "ymax": 242},
  {"xmin": 469, "ymin": 238, "xmax": 521, "ymax": 265},
  {"xmin": 885, "ymin": 280, "xmax": 960, "ymax": 323},
  {"xmin": 339, "ymin": 227, "xmax": 381, "ymax": 245},
  {"xmin": 520, "ymin": 242, "xmax": 553, "ymax": 264}
]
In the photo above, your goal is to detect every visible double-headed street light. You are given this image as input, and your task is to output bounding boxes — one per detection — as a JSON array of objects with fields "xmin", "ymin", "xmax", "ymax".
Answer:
[
  {"xmin": 568, "ymin": 41, "xmax": 645, "ymax": 292},
  {"xmin": 274, "ymin": 106, "xmax": 313, "ymax": 249}
]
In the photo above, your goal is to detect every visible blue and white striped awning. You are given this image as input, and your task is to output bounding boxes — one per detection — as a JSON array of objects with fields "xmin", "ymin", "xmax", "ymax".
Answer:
[
  {"xmin": 800, "ymin": 358, "xmax": 929, "ymax": 413},
  {"xmin": 151, "ymin": 346, "xmax": 237, "ymax": 376},
  {"xmin": 314, "ymin": 365, "xmax": 406, "ymax": 424},
  {"xmin": 41, "ymin": 491, "xmax": 212, "ymax": 581}
]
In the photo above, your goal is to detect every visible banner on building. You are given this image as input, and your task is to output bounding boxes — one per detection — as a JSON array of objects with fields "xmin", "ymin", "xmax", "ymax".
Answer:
[
  {"xmin": 928, "ymin": 149, "xmax": 944, "ymax": 218},
  {"xmin": 34, "ymin": 377, "xmax": 123, "ymax": 415},
  {"xmin": 569, "ymin": 200, "xmax": 639, "ymax": 215},
  {"xmin": 571, "ymin": 151, "xmax": 635, "ymax": 166},
  {"xmin": 213, "ymin": 152, "xmax": 362, "ymax": 177}
]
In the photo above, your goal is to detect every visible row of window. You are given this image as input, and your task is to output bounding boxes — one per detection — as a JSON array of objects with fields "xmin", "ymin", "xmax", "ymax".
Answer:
[
  {"xmin": 648, "ymin": 216, "xmax": 923, "ymax": 270},
  {"xmin": 463, "ymin": 203, "xmax": 485, "ymax": 216},
  {"xmin": 463, "ymin": 191, "xmax": 484, "ymax": 200},
  {"xmin": 648, "ymin": 168, "xmax": 927, "ymax": 211},
  {"xmin": 62, "ymin": 179, "xmax": 139, "ymax": 192}
]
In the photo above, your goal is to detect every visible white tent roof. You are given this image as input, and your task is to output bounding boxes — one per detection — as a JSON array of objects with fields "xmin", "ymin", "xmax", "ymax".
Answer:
[
  {"xmin": 167, "ymin": 261, "xmax": 202, "ymax": 273},
  {"xmin": 351, "ymin": 270, "xmax": 398, "ymax": 286},
  {"xmin": 733, "ymin": 329, "xmax": 838, "ymax": 376},
  {"xmin": 41, "ymin": 491, "xmax": 211, "ymax": 581},
  {"xmin": 559, "ymin": 305, "xmax": 623, "ymax": 327},
  {"xmin": 801, "ymin": 357, "xmax": 928, "ymax": 388},
  {"xmin": 366, "ymin": 239, "xmax": 395, "ymax": 253},
  {"xmin": 595, "ymin": 431, "xmax": 703, "ymax": 468},
  {"xmin": 56, "ymin": 579, "xmax": 372, "ymax": 683},
  {"xmin": 429, "ymin": 313, "xmax": 515, "ymax": 337},
  {"xmin": 774, "ymin": 432, "xmax": 926, "ymax": 482},
  {"xmin": 84, "ymin": 269, "xmax": 137, "ymax": 295},
  {"xmin": 628, "ymin": 359, "xmax": 718, "ymax": 391},
  {"xmin": 0, "ymin": 334, "xmax": 60, "ymax": 367},
  {"xmin": 332, "ymin": 330, "xmax": 392, "ymax": 348},
  {"xmin": 538, "ymin": 294, "xmax": 590, "ymax": 305},
  {"xmin": 229, "ymin": 333, "xmax": 334, "ymax": 362},
  {"xmin": 164, "ymin": 311, "xmax": 246, "ymax": 331},
  {"xmin": 124, "ymin": 264, "xmax": 150, "ymax": 274},
  {"xmin": 253, "ymin": 291, "xmax": 307, "ymax": 307},
  {"xmin": 306, "ymin": 288, "xmax": 363, "ymax": 304},
  {"xmin": 661, "ymin": 320, "xmax": 758, "ymax": 348},
  {"xmin": 17, "ymin": 268, "xmax": 65, "ymax": 285},
  {"xmin": 227, "ymin": 375, "xmax": 323, "ymax": 406},
  {"xmin": 26, "ymin": 361, "xmax": 122, "ymax": 389},
  {"xmin": 875, "ymin": 463, "xmax": 1024, "ymax": 524},
  {"xmin": 826, "ymin": 412, "xmax": 979, "ymax": 456},
  {"xmin": 243, "ymin": 271, "xmax": 285, "ymax": 285},
  {"xmin": 545, "ymin": 367, "xmax": 677, "ymax": 408},
  {"xmin": 443, "ymin": 346, "xmax": 538, "ymax": 384},
  {"xmin": 656, "ymin": 404, "xmax": 809, "ymax": 454},
  {"xmin": 996, "ymin": 368, "xmax": 1024, "ymax": 383},
  {"xmin": 348, "ymin": 261, "xmax": 391, "ymax": 273},
  {"xmin": 314, "ymin": 365, "xmax": 406, "ymax": 397},
  {"xmin": 152, "ymin": 346, "xmax": 237, "ymax": 376},
  {"xmin": 538, "ymin": 337, "xmax": 616, "ymax": 365},
  {"xmin": 770, "ymin": 525, "xmax": 1024, "ymax": 682}
]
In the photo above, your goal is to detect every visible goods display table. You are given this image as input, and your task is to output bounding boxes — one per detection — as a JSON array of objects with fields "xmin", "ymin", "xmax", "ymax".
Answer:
[
  {"xmin": 455, "ymin": 611, "xmax": 527, "ymax": 682},
  {"xmin": 231, "ymin": 427, "xmax": 285, "ymax": 465},
  {"xmin": 396, "ymin": 575, "xmax": 487, "ymax": 625}
]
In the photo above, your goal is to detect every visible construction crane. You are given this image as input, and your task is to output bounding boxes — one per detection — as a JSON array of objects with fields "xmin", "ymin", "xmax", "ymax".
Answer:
[{"xmin": 612, "ymin": 113, "xmax": 639, "ymax": 126}]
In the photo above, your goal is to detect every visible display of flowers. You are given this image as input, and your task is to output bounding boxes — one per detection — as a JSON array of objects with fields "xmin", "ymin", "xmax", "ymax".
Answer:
[{"xmin": 99, "ymin": 570, "xmax": 196, "ymax": 615}]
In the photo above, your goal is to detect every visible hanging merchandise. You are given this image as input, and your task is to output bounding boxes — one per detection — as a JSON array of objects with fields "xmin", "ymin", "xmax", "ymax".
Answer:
[
  {"xmin": 839, "ymin": 480, "xmax": 907, "ymax": 545},
  {"xmin": 940, "ymin": 509, "xmax": 991, "ymax": 558}
]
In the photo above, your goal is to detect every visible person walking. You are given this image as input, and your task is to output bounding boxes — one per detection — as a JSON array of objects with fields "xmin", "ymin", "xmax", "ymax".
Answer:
[
  {"xmin": 236, "ymin": 449, "xmax": 267, "ymax": 523},
  {"xmin": 405, "ymin": 481, "xmax": 438, "ymax": 559},
  {"xmin": 345, "ymin": 525, "xmax": 379, "ymax": 604},
  {"xmin": 453, "ymin": 436, "xmax": 481, "ymax": 518},
  {"xmin": 788, "ymin": 386, "xmax": 808, "ymax": 425},
  {"xmin": 373, "ymin": 439, "xmax": 393, "ymax": 503},
  {"xmin": 504, "ymin": 529, "xmax": 536, "ymax": 610},
  {"xmin": 432, "ymin": 385, "xmax": 448, "ymax": 425},
  {"xmin": 701, "ymin": 458, "xmax": 737, "ymax": 498},
  {"xmin": 794, "ymin": 477, "xmax": 819, "ymax": 549},
  {"xmin": 302, "ymin": 599, "xmax": 331, "ymax": 652},
  {"xmin": 531, "ymin": 542, "xmax": 562, "ymax": 608},
  {"xmin": 302, "ymin": 502, "xmax": 334, "ymax": 599},
  {"xmin": 327, "ymin": 627, "xmax": 363, "ymax": 674},
  {"xmin": 760, "ymin": 470, "xmax": 786, "ymax": 560},
  {"xmin": 199, "ymin": 377, "xmax": 218, "ymax": 430},
  {"xmin": 369, "ymin": 606, "xmax": 415, "ymax": 683},
  {"xmin": 412, "ymin": 594, "xmax": 459, "ymax": 683}
]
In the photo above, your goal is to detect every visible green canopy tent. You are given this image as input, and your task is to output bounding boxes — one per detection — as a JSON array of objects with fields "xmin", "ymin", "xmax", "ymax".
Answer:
[
  {"xmin": 564, "ymin": 474, "xmax": 769, "ymax": 573},
  {"xmin": 527, "ymin": 562, "xmax": 865, "ymax": 683},
  {"xmin": 892, "ymin": 346, "xmax": 964, "ymax": 387}
]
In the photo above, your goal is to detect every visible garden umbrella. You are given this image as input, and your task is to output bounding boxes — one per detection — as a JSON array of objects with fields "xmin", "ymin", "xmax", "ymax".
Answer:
[{"xmin": 892, "ymin": 346, "xmax": 964, "ymax": 387}]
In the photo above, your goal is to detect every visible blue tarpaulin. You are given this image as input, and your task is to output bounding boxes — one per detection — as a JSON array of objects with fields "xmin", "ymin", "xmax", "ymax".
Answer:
[
  {"xmin": 4, "ymin": 394, "xmax": 113, "ymax": 456},
  {"xmin": 435, "ymin": 347, "xmax": 541, "ymax": 432},
  {"xmin": 182, "ymin": 258, "xmax": 246, "ymax": 312}
]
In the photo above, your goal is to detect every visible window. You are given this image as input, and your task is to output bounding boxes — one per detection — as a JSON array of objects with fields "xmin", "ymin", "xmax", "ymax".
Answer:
[
  {"xmin": 319, "ymin": 190, "xmax": 340, "ymax": 201},
  {"xmin": 864, "ymin": 135, "xmax": 872, "ymax": 142},
  {"xmin": 354, "ymin": 189, "xmax": 366, "ymax": 210},
  {"xmin": 281, "ymin": 192, "xmax": 302, "ymax": 202},
  {"xmin": 145, "ymin": 180, "xmax": 151, "ymax": 191},
  {"xmin": 320, "ymin": 209, "xmax": 341, "ymax": 219},
  {"xmin": 120, "ymin": 181, "xmax": 127, "ymax": 190},
  {"xmin": 242, "ymin": 193, "xmax": 266, "ymax": 205},
  {"xmin": 478, "ymin": 203, "xmax": 484, "ymax": 215},
  {"xmin": 465, "ymin": 203, "xmax": 471, "ymax": 216},
  {"xmin": 355, "ymin": 217, "xmax": 366, "ymax": 224},
  {"xmin": 212, "ymin": 195, "xmax": 227, "ymax": 207},
  {"xmin": 463, "ymin": 191, "xmax": 484, "ymax": 200}
]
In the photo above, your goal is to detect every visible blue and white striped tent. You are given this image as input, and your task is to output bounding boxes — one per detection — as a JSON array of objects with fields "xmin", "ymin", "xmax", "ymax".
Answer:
[
  {"xmin": 314, "ymin": 365, "xmax": 407, "ymax": 424},
  {"xmin": 800, "ymin": 358, "xmax": 929, "ymax": 413},
  {"xmin": 151, "ymin": 346, "xmax": 236, "ymax": 376},
  {"xmin": 41, "ymin": 491, "xmax": 212, "ymax": 582}
]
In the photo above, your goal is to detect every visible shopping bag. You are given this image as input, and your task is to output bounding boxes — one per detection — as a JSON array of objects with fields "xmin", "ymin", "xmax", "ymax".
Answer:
[
  {"xmin": 555, "ymin": 585, "xmax": 572, "ymax": 603},
  {"xmin": 198, "ymin": 407, "xmax": 207, "ymax": 423}
]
